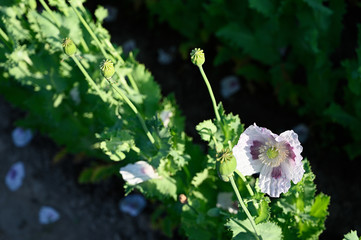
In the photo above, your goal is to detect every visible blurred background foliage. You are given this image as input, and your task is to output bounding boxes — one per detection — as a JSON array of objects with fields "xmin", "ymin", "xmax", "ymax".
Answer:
[{"xmin": 145, "ymin": 0, "xmax": 361, "ymax": 160}]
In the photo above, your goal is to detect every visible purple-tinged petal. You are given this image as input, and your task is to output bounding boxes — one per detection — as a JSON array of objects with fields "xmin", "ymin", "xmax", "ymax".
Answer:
[
  {"xmin": 5, "ymin": 162, "xmax": 25, "ymax": 191},
  {"xmin": 12, "ymin": 127, "xmax": 33, "ymax": 147},
  {"xmin": 250, "ymin": 140, "xmax": 262, "ymax": 160},
  {"xmin": 39, "ymin": 206, "xmax": 60, "ymax": 224},
  {"xmin": 280, "ymin": 160, "xmax": 305, "ymax": 184},
  {"xmin": 233, "ymin": 124, "xmax": 274, "ymax": 175},
  {"xmin": 119, "ymin": 194, "xmax": 146, "ymax": 217},
  {"xmin": 259, "ymin": 165, "xmax": 291, "ymax": 198},
  {"xmin": 276, "ymin": 130, "xmax": 303, "ymax": 165}
]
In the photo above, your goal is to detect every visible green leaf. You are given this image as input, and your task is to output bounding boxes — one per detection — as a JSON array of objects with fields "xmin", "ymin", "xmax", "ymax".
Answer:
[
  {"xmin": 310, "ymin": 193, "xmax": 330, "ymax": 219},
  {"xmin": 343, "ymin": 230, "xmax": 360, "ymax": 240},
  {"xmin": 196, "ymin": 119, "xmax": 217, "ymax": 142},
  {"xmin": 248, "ymin": 0, "xmax": 275, "ymax": 17},
  {"xmin": 191, "ymin": 169, "xmax": 209, "ymax": 188},
  {"xmin": 302, "ymin": 0, "xmax": 332, "ymax": 15},
  {"xmin": 254, "ymin": 199, "xmax": 270, "ymax": 224},
  {"xmin": 98, "ymin": 129, "xmax": 137, "ymax": 161},
  {"xmin": 132, "ymin": 63, "xmax": 162, "ymax": 118},
  {"xmin": 272, "ymin": 159, "xmax": 330, "ymax": 240},
  {"xmin": 94, "ymin": 5, "xmax": 108, "ymax": 23},
  {"xmin": 226, "ymin": 218, "xmax": 282, "ymax": 240}
]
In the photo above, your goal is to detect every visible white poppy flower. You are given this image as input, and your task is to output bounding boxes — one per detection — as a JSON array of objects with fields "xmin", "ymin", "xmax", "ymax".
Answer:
[
  {"xmin": 233, "ymin": 123, "xmax": 304, "ymax": 198},
  {"xmin": 39, "ymin": 206, "xmax": 60, "ymax": 224},
  {"xmin": 119, "ymin": 161, "xmax": 160, "ymax": 185},
  {"xmin": 5, "ymin": 162, "xmax": 25, "ymax": 191}
]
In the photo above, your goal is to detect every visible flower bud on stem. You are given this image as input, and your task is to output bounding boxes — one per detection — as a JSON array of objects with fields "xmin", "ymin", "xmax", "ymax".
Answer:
[
  {"xmin": 190, "ymin": 49, "xmax": 225, "ymax": 134},
  {"xmin": 69, "ymin": 1, "xmax": 139, "ymax": 94}
]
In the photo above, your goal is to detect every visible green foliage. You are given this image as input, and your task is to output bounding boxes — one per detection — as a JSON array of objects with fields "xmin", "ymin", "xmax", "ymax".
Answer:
[
  {"xmin": 271, "ymin": 160, "xmax": 330, "ymax": 239},
  {"xmin": 144, "ymin": 0, "xmax": 361, "ymax": 160},
  {"xmin": 343, "ymin": 230, "xmax": 361, "ymax": 240},
  {"xmin": 0, "ymin": 1, "xmax": 342, "ymax": 239},
  {"xmin": 226, "ymin": 218, "xmax": 282, "ymax": 240}
]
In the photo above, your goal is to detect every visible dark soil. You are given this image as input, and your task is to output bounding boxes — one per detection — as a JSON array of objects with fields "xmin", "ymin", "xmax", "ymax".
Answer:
[{"xmin": 1, "ymin": 1, "xmax": 361, "ymax": 240}]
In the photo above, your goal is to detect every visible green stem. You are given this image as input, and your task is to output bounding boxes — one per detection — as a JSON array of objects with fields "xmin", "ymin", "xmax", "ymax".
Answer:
[
  {"xmin": 229, "ymin": 175, "xmax": 260, "ymax": 240},
  {"xmin": 39, "ymin": 0, "xmax": 61, "ymax": 27},
  {"xmin": 69, "ymin": 1, "xmax": 109, "ymax": 58},
  {"xmin": 235, "ymin": 169, "xmax": 255, "ymax": 197},
  {"xmin": 71, "ymin": 56, "xmax": 107, "ymax": 102},
  {"xmin": 80, "ymin": 38, "xmax": 89, "ymax": 52},
  {"xmin": 0, "ymin": 27, "xmax": 12, "ymax": 50},
  {"xmin": 104, "ymin": 38, "xmax": 139, "ymax": 93},
  {"xmin": 198, "ymin": 65, "xmax": 221, "ymax": 123},
  {"xmin": 105, "ymin": 78, "xmax": 155, "ymax": 145}
]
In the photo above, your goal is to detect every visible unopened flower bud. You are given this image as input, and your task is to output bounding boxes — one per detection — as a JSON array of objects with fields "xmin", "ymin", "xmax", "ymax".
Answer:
[
  {"xmin": 100, "ymin": 59, "xmax": 115, "ymax": 79},
  {"xmin": 62, "ymin": 37, "xmax": 76, "ymax": 56},
  {"xmin": 216, "ymin": 149, "xmax": 237, "ymax": 182},
  {"xmin": 190, "ymin": 48, "xmax": 205, "ymax": 66},
  {"xmin": 179, "ymin": 194, "xmax": 188, "ymax": 204}
]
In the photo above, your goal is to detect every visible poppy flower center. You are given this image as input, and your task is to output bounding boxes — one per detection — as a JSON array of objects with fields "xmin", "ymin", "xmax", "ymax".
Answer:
[{"xmin": 258, "ymin": 141, "xmax": 289, "ymax": 167}]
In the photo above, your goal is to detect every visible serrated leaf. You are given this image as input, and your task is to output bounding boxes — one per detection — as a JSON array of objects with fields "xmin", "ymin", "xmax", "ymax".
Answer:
[
  {"xmin": 226, "ymin": 218, "xmax": 282, "ymax": 240},
  {"xmin": 196, "ymin": 119, "xmax": 217, "ymax": 142},
  {"xmin": 132, "ymin": 63, "xmax": 161, "ymax": 117},
  {"xmin": 310, "ymin": 193, "xmax": 330, "ymax": 218},
  {"xmin": 99, "ymin": 130, "xmax": 136, "ymax": 161},
  {"xmin": 254, "ymin": 199, "xmax": 270, "ymax": 224},
  {"xmin": 343, "ymin": 230, "xmax": 360, "ymax": 240},
  {"xmin": 191, "ymin": 169, "xmax": 209, "ymax": 188},
  {"xmin": 95, "ymin": 5, "xmax": 108, "ymax": 23}
]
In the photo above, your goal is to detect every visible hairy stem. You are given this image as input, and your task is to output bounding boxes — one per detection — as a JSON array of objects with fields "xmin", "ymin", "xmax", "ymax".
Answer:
[
  {"xmin": 230, "ymin": 175, "xmax": 260, "ymax": 240},
  {"xmin": 105, "ymin": 78, "xmax": 155, "ymax": 145},
  {"xmin": 71, "ymin": 56, "xmax": 107, "ymax": 102},
  {"xmin": 69, "ymin": 1, "xmax": 108, "ymax": 58},
  {"xmin": 198, "ymin": 65, "xmax": 221, "ymax": 123},
  {"xmin": 39, "ymin": 0, "xmax": 61, "ymax": 27}
]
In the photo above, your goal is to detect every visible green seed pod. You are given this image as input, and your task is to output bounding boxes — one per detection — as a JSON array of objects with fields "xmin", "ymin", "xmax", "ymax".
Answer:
[
  {"xmin": 100, "ymin": 59, "xmax": 115, "ymax": 79},
  {"xmin": 62, "ymin": 38, "xmax": 76, "ymax": 56},
  {"xmin": 216, "ymin": 149, "xmax": 237, "ymax": 182},
  {"xmin": 190, "ymin": 48, "xmax": 205, "ymax": 66}
]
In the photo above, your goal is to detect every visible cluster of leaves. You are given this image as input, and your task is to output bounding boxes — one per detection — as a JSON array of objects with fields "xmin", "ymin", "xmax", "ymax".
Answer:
[
  {"xmin": 195, "ymin": 104, "xmax": 330, "ymax": 239},
  {"xmin": 145, "ymin": 0, "xmax": 361, "ymax": 159},
  {"xmin": 0, "ymin": 0, "xmax": 236, "ymax": 238},
  {"xmin": 0, "ymin": 0, "xmax": 189, "ymax": 195},
  {"xmin": 343, "ymin": 230, "xmax": 361, "ymax": 240},
  {"xmin": 0, "ymin": 0, "xmax": 335, "ymax": 239}
]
